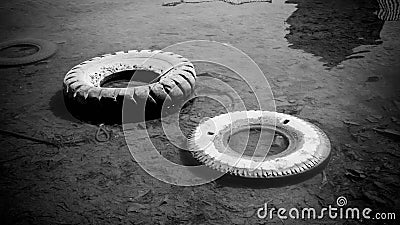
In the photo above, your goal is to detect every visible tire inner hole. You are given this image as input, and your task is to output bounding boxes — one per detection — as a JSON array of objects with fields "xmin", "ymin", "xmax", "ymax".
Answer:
[
  {"xmin": 0, "ymin": 44, "xmax": 39, "ymax": 58},
  {"xmin": 228, "ymin": 127, "xmax": 289, "ymax": 157},
  {"xmin": 100, "ymin": 70, "xmax": 160, "ymax": 88}
]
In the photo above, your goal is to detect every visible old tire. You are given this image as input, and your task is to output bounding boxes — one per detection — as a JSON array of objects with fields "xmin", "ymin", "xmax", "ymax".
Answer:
[
  {"xmin": 0, "ymin": 38, "xmax": 57, "ymax": 66},
  {"xmin": 63, "ymin": 50, "xmax": 196, "ymax": 123},
  {"xmin": 189, "ymin": 111, "xmax": 331, "ymax": 178}
]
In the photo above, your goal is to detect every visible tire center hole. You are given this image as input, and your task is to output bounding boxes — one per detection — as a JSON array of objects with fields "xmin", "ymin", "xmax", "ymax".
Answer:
[
  {"xmin": 0, "ymin": 44, "xmax": 39, "ymax": 58},
  {"xmin": 100, "ymin": 70, "xmax": 160, "ymax": 88},
  {"xmin": 228, "ymin": 127, "xmax": 289, "ymax": 157}
]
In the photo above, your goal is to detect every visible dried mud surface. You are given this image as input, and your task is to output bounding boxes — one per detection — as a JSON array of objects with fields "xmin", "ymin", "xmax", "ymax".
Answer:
[{"xmin": 0, "ymin": 0, "xmax": 399, "ymax": 224}]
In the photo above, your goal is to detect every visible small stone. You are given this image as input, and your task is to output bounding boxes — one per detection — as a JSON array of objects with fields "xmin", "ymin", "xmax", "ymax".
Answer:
[
  {"xmin": 366, "ymin": 76, "xmax": 379, "ymax": 82},
  {"xmin": 365, "ymin": 116, "xmax": 378, "ymax": 123},
  {"xmin": 55, "ymin": 40, "xmax": 67, "ymax": 44},
  {"xmin": 337, "ymin": 64, "xmax": 345, "ymax": 69},
  {"xmin": 127, "ymin": 203, "xmax": 149, "ymax": 212}
]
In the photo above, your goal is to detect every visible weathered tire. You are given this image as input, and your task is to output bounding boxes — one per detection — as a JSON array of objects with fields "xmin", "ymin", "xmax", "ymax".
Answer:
[
  {"xmin": 0, "ymin": 38, "xmax": 57, "ymax": 66},
  {"xmin": 63, "ymin": 50, "xmax": 196, "ymax": 123},
  {"xmin": 188, "ymin": 111, "xmax": 331, "ymax": 178}
]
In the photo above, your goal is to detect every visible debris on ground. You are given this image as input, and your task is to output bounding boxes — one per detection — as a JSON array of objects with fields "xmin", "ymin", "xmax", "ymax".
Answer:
[
  {"xmin": 343, "ymin": 120, "xmax": 361, "ymax": 126},
  {"xmin": 345, "ymin": 167, "xmax": 366, "ymax": 180},
  {"xmin": 365, "ymin": 116, "xmax": 379, "ymax": 123},
  {"xmin": 366, "ymin": 76, "xmax": 380, "ymax": 82},
  {"xmin": 373, "ymin": 128, "xmax": 400, "ymax": 140},
  {"xmin": 127, "ymin": 203, "xmax": 150, "ymax": 213},
  {"xmin": 0, "ymin": 128, "xmax": 59, "ymax": 148},
  {"xmin": 95, "ymin": 124, "xmax": 112, "ymax": 142}
]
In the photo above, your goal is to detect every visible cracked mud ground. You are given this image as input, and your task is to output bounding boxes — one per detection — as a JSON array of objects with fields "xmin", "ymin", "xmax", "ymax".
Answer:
[{"xmin": 0, "ymin": 0, "xmax": 399, "ymax": 224}]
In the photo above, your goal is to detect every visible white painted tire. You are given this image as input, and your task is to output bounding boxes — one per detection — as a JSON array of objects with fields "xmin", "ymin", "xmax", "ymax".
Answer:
[
  {"xmin": 188, "ymin": 111, "xmax": 331, "ymax": 178},
  {"xmin": 63, "ymin": 50, "xmax": 196, "ymax": 122}
]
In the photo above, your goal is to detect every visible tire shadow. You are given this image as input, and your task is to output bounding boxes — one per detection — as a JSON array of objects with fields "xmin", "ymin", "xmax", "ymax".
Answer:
[
  {"xmin": 50, "ymin": 89, "xmax": 176, "ymax": 125},
  {"xmin": 49, "ymin": 90, "xmax": 80, "ymax": 123},
  {"xmin": 179, "ymin": 147, "xmax": 331, "ymax": 189},
  {"xmin": 214, "ymin": 156, "xmax": 330, "ymax": 189}
]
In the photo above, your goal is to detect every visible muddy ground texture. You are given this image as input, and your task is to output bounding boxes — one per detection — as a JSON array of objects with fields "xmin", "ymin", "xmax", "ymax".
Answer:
[{"xmin": 0, "ymin": 0, "xmax": 399, "ymax": 224}]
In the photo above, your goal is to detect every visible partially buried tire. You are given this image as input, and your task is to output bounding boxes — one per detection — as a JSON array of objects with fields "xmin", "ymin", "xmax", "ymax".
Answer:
[
  {"xmin": 189, "ymin": 111, "xmax": 331, "ymax": 178},
  {"xmin": 63, "ymin": 50, "xmax": 196, "ymax": 123},
  {"xmin": 0, "ymin": 38, "xmax": 57, "ymax": 66}
]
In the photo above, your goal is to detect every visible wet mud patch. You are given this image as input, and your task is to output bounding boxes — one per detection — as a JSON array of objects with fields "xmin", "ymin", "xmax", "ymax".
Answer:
[{"xmin": 285, "ymin": 0, "xmax": 384, "ymax": 68}]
